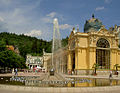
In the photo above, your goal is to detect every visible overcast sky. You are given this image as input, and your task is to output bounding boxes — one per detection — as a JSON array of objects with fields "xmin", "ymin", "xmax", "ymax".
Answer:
[{"xmin": 0, "ymin": 0, "xmax": 119, "ymax": 40}]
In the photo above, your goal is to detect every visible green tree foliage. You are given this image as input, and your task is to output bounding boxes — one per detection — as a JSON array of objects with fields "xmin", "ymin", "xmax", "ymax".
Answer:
[
  {"xmin": 114, "ymin": 64, "xmax": 120, "ymax": 71},
  {"xmin": 0, "ymin": 32, "xmax": 68, "ymax": 58},
  {"xmin": 32, "ymin": 39, "xmax": 38, "ymax": 53},
  {"xmin": 92, "ymin": 63, "xmax": 99, "ymax": 75},
  {"xmin": 0, "ymin": 39, "xmax": 6, "ymax": 51},
  {"xmin": 0, "ymin": 32, "xmax": 68, "ymax": 69},
  {"xmin": 0, "ymin": 32, "xmax": 52, "ymax": 57},
  {"xmin": 61, "ymin": 36, "xmax": 68, "ymax": 47},
  {"xmin": 0, "ymin": 39, "xmax": 26, "ymax": 69},
  {"xmin": 0, "ymin": 50, "xmax": 25, "ymax": 68}
]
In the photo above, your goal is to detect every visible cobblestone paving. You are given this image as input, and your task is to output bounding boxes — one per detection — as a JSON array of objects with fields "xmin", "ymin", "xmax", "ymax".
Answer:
[{"xmin": 1, "ymin": 89, "xmax": 120, "ymax": 93}]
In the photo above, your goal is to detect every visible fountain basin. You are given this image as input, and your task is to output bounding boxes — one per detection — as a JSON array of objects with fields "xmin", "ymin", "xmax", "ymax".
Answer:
[{"xmin": 0, "ymin": 76, "xmax": 120, "ymax": 87}]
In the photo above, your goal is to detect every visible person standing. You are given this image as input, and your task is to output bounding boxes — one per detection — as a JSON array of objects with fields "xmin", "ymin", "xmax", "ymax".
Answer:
[
  {"xmin": 15, "ymin": 68, "xmax": 18, "ymax": 75},
  {"xmin": 109, "ymin": 71, "xmax": 112, "ymax": 78},
  {"xmin": 12, "ymin": 68, "xmax": 14, "ymax": 75},
  {"xmin": 116, "ymin": 70, "xmax": 119, "ymax": 77}
]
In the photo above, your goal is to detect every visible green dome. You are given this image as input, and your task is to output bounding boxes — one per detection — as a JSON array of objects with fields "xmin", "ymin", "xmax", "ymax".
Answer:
[{"xmin": 84, "ymin": 15, "xmax": 103, "ymax": 33}]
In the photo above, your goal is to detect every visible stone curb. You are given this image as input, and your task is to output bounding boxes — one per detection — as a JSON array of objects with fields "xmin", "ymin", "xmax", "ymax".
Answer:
[{"xmin": 0, "ymin": 84, "xmax": 120, "ymax": 93}]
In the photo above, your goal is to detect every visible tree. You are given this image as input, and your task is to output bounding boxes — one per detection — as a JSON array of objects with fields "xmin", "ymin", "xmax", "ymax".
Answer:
[
  {"xmin": 114, "ymin": 64, "xmax": 120, "ymax": 75},
  {"xmin": 32, "ymin": 39, "xmax": 38, "ymax": 53},
  {"xmin": 0, "ymin": 39, "xmax": 26, "ymax": 70},
  {"xmin": 0, "ymin": 39, "xmax": 6, "ymax": 51},
  {"xmin": 61, "ymin": 37, "xmax": 68, "ymax": 47},
  {"xmin": 114, "ymin": 64, "xmax": 119, "ymax": 71},
  {"xmin": 92, "ymin": 63, "xmax": 99, "ymax": 75},
  {"xmin": 0, "ymin": 50, "xmax": 26, "ymax": 69},
  {"xmin": 113, "ymin": 64, "xmax": 120, "ymax": 75},
  {"xmin": 0, "ymin": 32, "xmax": 56, "ymax": 58}
]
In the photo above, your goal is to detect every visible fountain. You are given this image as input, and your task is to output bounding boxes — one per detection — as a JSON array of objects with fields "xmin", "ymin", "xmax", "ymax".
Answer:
[{"xmin": 50, "ymin": 18, "xmax": 62, "ymax": 75}]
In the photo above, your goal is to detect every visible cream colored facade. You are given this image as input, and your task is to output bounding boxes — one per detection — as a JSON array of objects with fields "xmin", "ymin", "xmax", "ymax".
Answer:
[
  {"xmin": 44, "ymin": 47, "xmax": 68, "ymax": 74},
  {"xmin": 67, "ymin": 26, "xmax": 120, "ymax": 75},
  {"xmin": 43, "ymin": 49, "xmax": 52, "ymax": 71}
]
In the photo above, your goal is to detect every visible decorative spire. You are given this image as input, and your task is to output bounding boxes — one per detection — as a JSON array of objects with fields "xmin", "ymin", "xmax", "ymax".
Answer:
[
  {"xmin": 92, "ymin": 14, "xmax": 94, "ymax": 18},
  {"xmin": 72, "ymin": 27, "xmax": 76, "ymax": 33},
  {"xmin": 73, "ymin": 27, "xmax": 75, "ymax": 30},
  {"xmin": 77, "ymin": 25, "xmax": 79, "ymax": 32}
]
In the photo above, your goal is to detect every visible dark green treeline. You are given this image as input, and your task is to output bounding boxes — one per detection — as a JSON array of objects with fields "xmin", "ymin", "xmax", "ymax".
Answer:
[{"xmin": 0, "ymin": 32, "xmax": 68, "ymax": 69}]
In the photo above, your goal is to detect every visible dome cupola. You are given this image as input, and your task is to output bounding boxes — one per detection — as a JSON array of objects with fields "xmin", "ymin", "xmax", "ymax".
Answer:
[{"xmin": 84, "ymin": 14, "xmax": 103, "ymax": 33}]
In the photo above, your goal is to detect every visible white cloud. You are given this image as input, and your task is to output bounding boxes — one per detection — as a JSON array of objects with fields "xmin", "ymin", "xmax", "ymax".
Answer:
[
  {"xmin": 25, "ymin": 30, "xmax": 42, "ymax": 37},
  {"xmin": 0, "ymin": 0, "xmax": 43, "ymax": 35},
  {"xmin": 0, "ymin": 0, "xmax": 12, "ymax": 5},
  {"xmin": 42, "ymin": 12, "xmax": 57, "ymax": 23},
  {"xmin": 0, "ymin": 1, "xmax": 65, "ymax": 40},
  {"xmin": 41, "ymin": 17, "xmax": 53, "ymax": 23},
  {"xmin": 95, "ymin": 6, "xmax": 105, "ymax": 11},
  {"xmin": 0, "ymin": 17, "xmax": 7, "ymax": 32},
  {"xmin": 59, "ymin": 24, "xmax": 72, "ymax": 30},
  {"xmin": 0, "ymin": 16, "xmax": 4, "ymax": 22},
  {"xmin": 10, "ymin": 8, "xmax": 28, "ymax": 25},
  {"xmin": 42, "ymin": 12, "xmax": 65, "ymax": 24},
  {"xmin": 104, "ymin": 0, "xmax": 112, "ymax": 4},
  {"xmin": 47, "ymin": 12, "xmax": 57, "ymax": 18}
]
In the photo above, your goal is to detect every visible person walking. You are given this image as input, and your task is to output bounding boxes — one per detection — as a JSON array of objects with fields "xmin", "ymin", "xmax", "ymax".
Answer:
[
  {"xmin": 109, "ymin": 71, "xmax": 112, "ymax": 78},
  {"xmin": 116, "ymin": 70, "xmax": 119, "ymax": 77},
  {"xmin": 15, "ymin": 68, "xmax": 18, "ymax": 75}
]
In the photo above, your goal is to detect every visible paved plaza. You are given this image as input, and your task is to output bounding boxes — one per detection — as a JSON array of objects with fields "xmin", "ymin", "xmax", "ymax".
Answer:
[
  {"xmin": 0, "ymin": 72, "xmax": 120, "ymax": 93},
  {"xmin": 1, "ymin": 72, "xmax": 120, "ymax": 80},
  {"xmin": 0, "ymin": 89, "xmax": 120, "ymax": 93}
]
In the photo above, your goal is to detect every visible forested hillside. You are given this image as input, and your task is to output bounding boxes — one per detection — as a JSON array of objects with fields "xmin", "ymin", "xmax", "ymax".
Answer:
[
  {"xmin": 0, "ymin": 32, "xmax": 68, "ymax": 58},
  {"xmin": 0, "ymin": 32, "xmax": 68, "ymax": 69}
]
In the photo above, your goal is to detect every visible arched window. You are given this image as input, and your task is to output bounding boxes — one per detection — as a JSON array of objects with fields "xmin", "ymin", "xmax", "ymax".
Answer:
[
  {"xmin": 96, "ymin": 38, "xmax": 110, "ymax": 69},
  {"xmin": 96, "ymin": 38, "xmax": 110, "ymax": 48}
]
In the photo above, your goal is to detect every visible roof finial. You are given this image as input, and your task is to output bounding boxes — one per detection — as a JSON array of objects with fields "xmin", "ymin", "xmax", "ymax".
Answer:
[
  {"xmin": 92, "ymin": 14, "xmax": 94, "ymax": 18},
  {"xmin": 77, "ymin": 25, "xmax": 79, "ymax": 32},
  {"xmin": 73, "ymin": 27, "xmax": 75, "ymax": 31}
]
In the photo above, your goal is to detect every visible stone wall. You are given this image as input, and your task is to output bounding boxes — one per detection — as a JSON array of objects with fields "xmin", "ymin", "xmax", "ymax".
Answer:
[{"xmin": 76, "ymin": 70, "xmax": 115, "ymax": 75}]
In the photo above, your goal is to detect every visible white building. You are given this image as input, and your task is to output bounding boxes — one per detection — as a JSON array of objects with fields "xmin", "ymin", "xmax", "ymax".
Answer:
[
  {"xmin": 43, "ymin": 49, "xmax": 52, "ymax": 71},
  {"xmin": 26, "ymin": 49, "xmax": 52, "ymax": 71},
  {"xmin": 26, "ymin": 54, "xmax": 43, "ymax": 69}
]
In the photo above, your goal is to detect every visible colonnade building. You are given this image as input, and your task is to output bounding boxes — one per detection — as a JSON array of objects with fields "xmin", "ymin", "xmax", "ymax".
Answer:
[{"xmin": 67, "ymin": 15, "xmax": 120, "ymax": 75}]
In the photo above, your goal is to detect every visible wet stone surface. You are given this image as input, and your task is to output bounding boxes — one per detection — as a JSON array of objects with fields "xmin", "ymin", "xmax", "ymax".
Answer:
[{"xmin": 0, "ymin": 76, "xmax": 120, "ymax": 87}]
